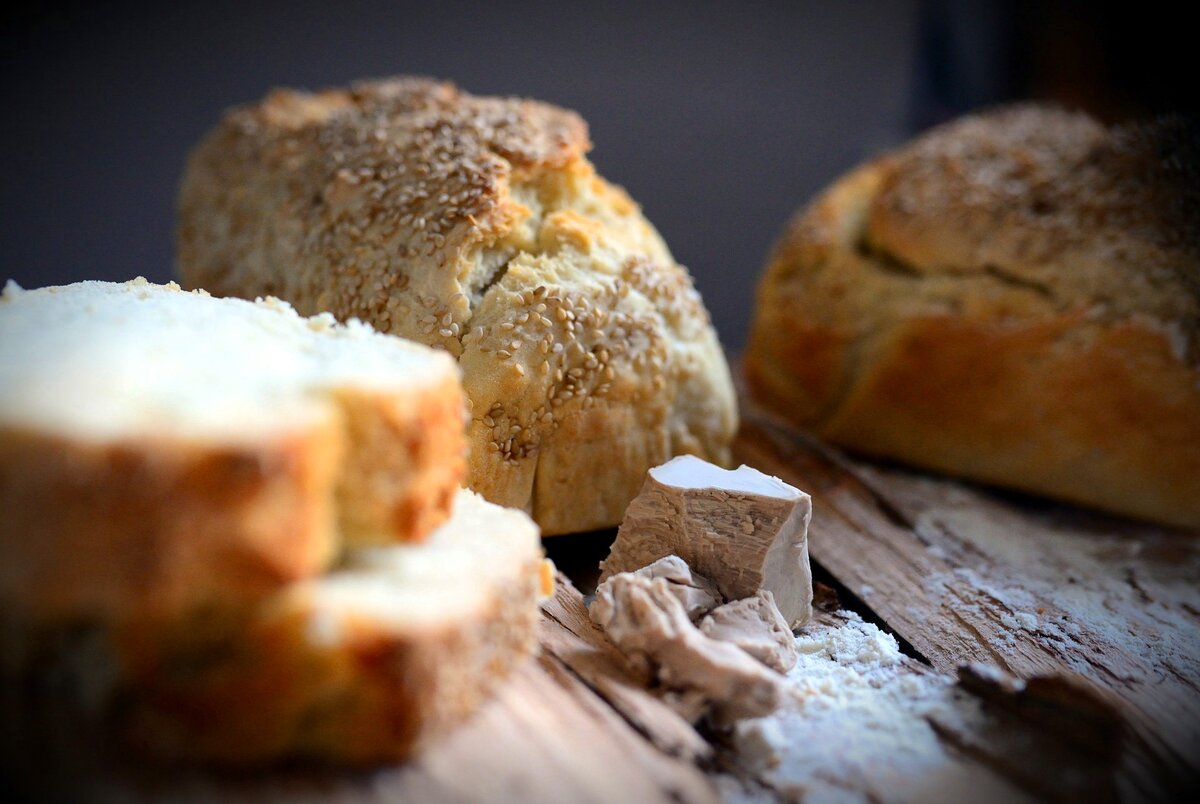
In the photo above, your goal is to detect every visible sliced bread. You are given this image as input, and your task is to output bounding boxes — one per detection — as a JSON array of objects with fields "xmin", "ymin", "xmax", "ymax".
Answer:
[
  {"xmin": 0, "ymin": 279, "xmax": 466, "ymax": 627},
  {"xmin": 117, "ymin": 489, "xmax": 547, "ymax": 763},
  {"xmin": 3, "ymin": 489, "xmax": 547, "ymax": 764}
]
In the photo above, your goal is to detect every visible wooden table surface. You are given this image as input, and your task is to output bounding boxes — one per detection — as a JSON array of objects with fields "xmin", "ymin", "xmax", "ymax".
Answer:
[
  {"xmin": 733, "ymin": 407, "xmax": 1200, "ymax": 802},
  {"xmin": 7, "ymin": 404, "xmax": 1199, "ymax": 802}
]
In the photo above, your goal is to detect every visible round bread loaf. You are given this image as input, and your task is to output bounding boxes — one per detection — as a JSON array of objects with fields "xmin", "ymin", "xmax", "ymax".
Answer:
[
  {"xmin": 177, "ymin": 77, "xmax": 737, "ymax": 536},
  {"xmin": 747, "ymin": 106, "xmax": 1200, "ymax": 529}
]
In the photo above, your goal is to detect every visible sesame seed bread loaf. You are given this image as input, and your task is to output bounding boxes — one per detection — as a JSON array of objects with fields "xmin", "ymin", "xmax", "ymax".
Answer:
[
  {"xmin": 746, "ymin": 106, "xmax": 1200, "ymax": 529},
  {"xmin": 176, "ymin": 77, "xmax": 738, "ymax": 536},
  {"xmin": 0, "ymin": 279, "xmax": 466, "ymax": 628},
  {"xmin": 5, "ymin": 489, "xmax": 548, "ymax": 764}
]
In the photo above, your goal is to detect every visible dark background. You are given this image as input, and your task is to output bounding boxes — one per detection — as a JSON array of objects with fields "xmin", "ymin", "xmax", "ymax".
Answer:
[{"xmin": 0, "ymin": 1, "xmax": 1191, "ymax": 349}]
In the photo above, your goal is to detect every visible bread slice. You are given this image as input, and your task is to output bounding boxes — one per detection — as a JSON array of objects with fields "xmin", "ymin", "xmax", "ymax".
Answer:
[
  {"xmin": 0, "ymin": 279, "xmax": 466, "ymax": 627},
  {"xmin": 3, "ymin": 489, "xmax": 547, "ymax": 764}
]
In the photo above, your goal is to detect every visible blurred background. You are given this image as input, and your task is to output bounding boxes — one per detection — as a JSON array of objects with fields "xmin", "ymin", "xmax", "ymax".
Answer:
[{"xmin": 1, "ymin": 0, "xmax": 1192, "ymax": 350}]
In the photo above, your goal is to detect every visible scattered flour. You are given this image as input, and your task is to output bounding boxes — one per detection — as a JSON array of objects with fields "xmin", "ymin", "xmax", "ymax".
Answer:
[
  {"xmin": 925, "ymin": 567, "xmax": 1046, "ymax": 647},
  {"xmin": 725, "ymin": 611, "xmax": 1025, "ymax": 803},
  {"xmin": 925, "ymin": 544, "xmax": 948, "ymax": 560},
  {"xmin": 917, "ymin": 505, "xmax": 1200, "ymax": 692},
  {"xmin": 795, "ymin": 613, "xmax": 902, "ymax": 671}
]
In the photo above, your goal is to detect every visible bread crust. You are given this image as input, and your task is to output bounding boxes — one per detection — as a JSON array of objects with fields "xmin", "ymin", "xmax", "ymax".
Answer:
[
  {"xmin": 177, "ymin": 77, "xmax": 737, "ymax": 535},
  {"xmin": 118, "ymin": 556, "xmax": 543, "ymax": 764},
  {"xmin": 0, "ymin": 423, "xmax": 340, "ymax": 625},
  {"xmin": 3, "ymin": 491, "xmax": 545, "ymax": 765},
  {"xmin": 0, "ymin": 284, "xmax": 468, "ymax": 627},
  {"xmin": 0, "ymin": 387, "xmax": 465, "ymax": 625},
  {"xmin": 331, "ymin": 373, "xmax": 465, "ymax": 547},
  {"xmin": 747, "ymin": 106, "xmax": 1200, "ymax": 529}
]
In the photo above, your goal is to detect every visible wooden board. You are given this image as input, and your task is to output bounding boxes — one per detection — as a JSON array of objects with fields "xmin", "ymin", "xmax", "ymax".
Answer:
[
  {"xmin": 6, "ymin": 405, "xmax": 1199, "ymax": 801},
  {"xmin": 734, "ymin": 405, "xmax": 1200, "ymax": 801}
]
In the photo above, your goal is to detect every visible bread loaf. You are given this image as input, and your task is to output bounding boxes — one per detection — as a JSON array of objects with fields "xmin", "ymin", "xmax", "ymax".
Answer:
[
  {"xmin": 176, "ymin": 77, "xmax": 737, "ymax": 535},
  {"xmin": 0, "ymin": 279, "xmax": 466, "ymax": 627},
  {"xmin": 747, "ymin": 106, "xmax": 1200, "ymax": 529}
]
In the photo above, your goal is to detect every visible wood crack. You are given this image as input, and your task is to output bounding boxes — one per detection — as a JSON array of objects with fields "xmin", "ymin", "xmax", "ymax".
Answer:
[{"xmin": 946, "ymin": 609, "xmax": 1014, "ymax": 672}]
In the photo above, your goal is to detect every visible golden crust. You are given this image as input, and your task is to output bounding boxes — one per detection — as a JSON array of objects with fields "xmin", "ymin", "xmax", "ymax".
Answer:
[
  {"xmin": 0, "ymin": 423, "xmax": 340, "ymax": 626},
  {"xmin": 118, "ymin": 558, "xmax": 543, "ymax": 764},
  {"xmin": 177, "ymin": 77, "xmax": 737, "ymax": 535},
  {"xmin": 3, "ymin": 492, "xmax": 545, "ymax": 765},
  {"xmin": 0, "ymin": 369, "xmax": 466, "ymax": 628},
  {"xmin": 331, "ymin": 373, "xmax": 465, "ymax": 546},
  {"xmin": 747, "ymin": 105, "xmax": 1200, "ymax": 529}
]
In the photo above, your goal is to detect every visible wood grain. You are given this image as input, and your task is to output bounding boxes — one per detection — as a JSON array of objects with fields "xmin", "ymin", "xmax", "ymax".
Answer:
[{"xmin": 734, "ymin": 404, "xmax": 1200, "ymax": 800}]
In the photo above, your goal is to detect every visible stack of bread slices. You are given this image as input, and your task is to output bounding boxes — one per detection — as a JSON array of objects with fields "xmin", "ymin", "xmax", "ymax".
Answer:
[{"xmin": 0, "ymin": 278, "xmax": 549, "ymax": 764}]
